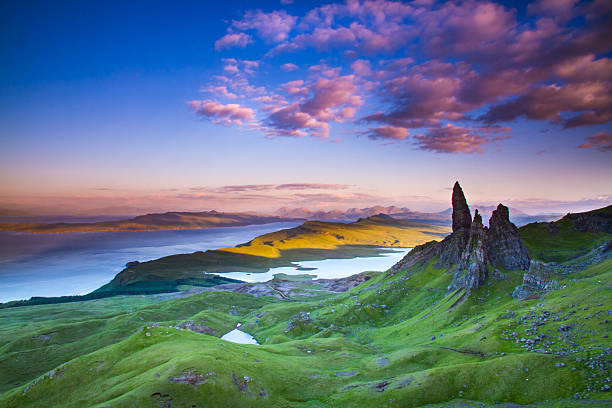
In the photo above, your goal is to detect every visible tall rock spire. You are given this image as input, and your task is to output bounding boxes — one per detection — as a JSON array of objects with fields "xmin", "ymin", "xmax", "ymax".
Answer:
[{"xmin": 452, "ymin": 181, "xmax": 472, "ymax": 232}]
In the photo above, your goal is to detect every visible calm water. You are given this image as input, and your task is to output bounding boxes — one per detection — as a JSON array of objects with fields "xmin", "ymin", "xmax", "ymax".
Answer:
[
  {"xmin": 0, "ymin": 222, "xmax": 410, "ymax": 303},
  {"xmin": 0, "ymin": 222, "xmax": 300, "ymax": 303},
  {"xmin": 217, "ymin": 248, "xmax": 411, "ymax": 283},
  {"xmin": 221, "ymin": 327, "xmax": 259, "ymax": 345}
]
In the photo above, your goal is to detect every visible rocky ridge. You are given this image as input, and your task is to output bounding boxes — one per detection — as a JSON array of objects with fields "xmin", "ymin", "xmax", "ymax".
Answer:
[{"xmin": 390, "ymin": 181, "xmax": 531, "ymax": 294}]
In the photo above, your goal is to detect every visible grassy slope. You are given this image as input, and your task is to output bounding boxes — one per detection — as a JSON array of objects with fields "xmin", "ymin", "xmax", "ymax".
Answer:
[
  {"xmin": 519, "ymin": 205, "xmax": 612, "ymax": 263},
  {"xmin": 0, "ymin": 218, "xmax": 610, "ymax": 407},
  {"xmin": 96, "ymin": 216, "xmax": 450, "ymax": 294},
  {"xmin": 0, "ymin": 211, "xmax": 297, "ymax": 233}
]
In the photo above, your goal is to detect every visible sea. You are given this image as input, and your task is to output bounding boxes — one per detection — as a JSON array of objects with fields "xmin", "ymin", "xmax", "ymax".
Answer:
[{"xmin": 0, "ymin": 221, "xmax": 409, "ymax": 303}]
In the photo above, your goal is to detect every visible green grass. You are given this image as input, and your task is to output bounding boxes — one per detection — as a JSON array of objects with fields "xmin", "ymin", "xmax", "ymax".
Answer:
[
  {"xmin": 1, "ymin": 242, "xmax": 610, "ymax": 407},
  {"xmin": 519, "ymin": 207, "xmax": 610, "ymax": 263},
  {"xmin": 1, "ymin": 211, "xmax": 611, "ymax": 407}
]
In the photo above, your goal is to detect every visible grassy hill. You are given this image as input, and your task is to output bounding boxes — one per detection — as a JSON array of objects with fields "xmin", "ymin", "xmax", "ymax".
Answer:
[
  {"xmin": 94, "ymin": 215, "xmax": 450, "ymax": 295},
  {"xmin": 0, "ymin": 207, "xmax": 610, "ymax": 407},
  {"xmin": 0, "ymin": 211, "xmax": 299, "ymax": 233}
]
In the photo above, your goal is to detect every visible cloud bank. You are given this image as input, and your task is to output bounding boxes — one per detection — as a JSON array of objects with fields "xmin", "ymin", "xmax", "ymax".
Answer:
[{"xmin": 195, "ymin": 0, "xmax": 612, "ymax": 154}]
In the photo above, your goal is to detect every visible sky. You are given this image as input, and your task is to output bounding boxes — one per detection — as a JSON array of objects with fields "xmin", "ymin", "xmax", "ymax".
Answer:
[{"xmin": 1, "ymin": 0, "xmax": 611, "ymax": 216}]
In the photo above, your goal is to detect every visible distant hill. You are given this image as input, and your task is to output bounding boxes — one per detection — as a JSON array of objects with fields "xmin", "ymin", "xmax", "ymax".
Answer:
[
  {"xmin": 0, "ymin": 205, "xmax": 562, "ymax": 234},
  {"xmin": 274, "ymin": 205, "xmax": 559, "ymax": 226},
  {"xmin": 0, "ymin": 211, "xmax": 301, "ymax": 233},
  {"xmin": 0, "ymin": 208, "xmax": 31, "ymax": 217},
  {"xmin": 94, "ymin": 214, "xmax": 451, "ymax": 295},
  {"xmin": 275, "ymin": 205, "xmax": 451, "ymax": 225}
]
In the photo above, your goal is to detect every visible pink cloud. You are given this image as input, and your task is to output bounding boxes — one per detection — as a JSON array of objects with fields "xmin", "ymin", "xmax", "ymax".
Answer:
[
  {"xmin": 351, "ymin": 59, "xmax": 372, "ymax": 76},
  {"xmin": 282, "ymin": 80, "xmax": 308, "ymax": 96},
  {"xmin": 187, "ymin": 100, "xmax": 255, "ymax": 125},
  {"xmin": 280, "ymin": 63, "xmax": 298, "ymax": 71},
  {"xmin": 266, "ymin": 103, "xmax": 328, "ymax": 138},
  {"xmin": 578, "ymin": 131, "xmax": 612, "ymax": 151},
  {"xmin": 214, "ymin": 32, "xmax": 252, "ymax": 50},
  {"xmin": 528, "ymin": 0, "xmax": 578, "ymax": 21},
  {"xmin": 413, "ymin": 124, "xmax": 510, "ymax": 154},
  {"xmin": 233, "ymin": 10, "xmax": 297, "ymax": 43},
  {"xmin": 261, "ymin": 74, "xmax": 363, "ymax": 138},
  {"xmin": 418, "ymin": 1, "xmax": 516, "ymax": 58},
  {"xmin": 301, "ymin": 75, "xmax": 361, "ymax": 119},
  {"xmin": 480, "ymin": 82, "xmax": 612, "ymax": 128},
  {"xmin": 553, "ymin": 54, "xmax": 612, "ymax": 82},
  {"xmin": 201, "ymin": 86, "xmax": 238, "ymax": 99},
  {"xmin": 275, "ymin": 183, "xmax": 350, "ymax": 190},
  {"xmin": 367, "ymin": 125, "xmax": 409, "ymax": 141}
]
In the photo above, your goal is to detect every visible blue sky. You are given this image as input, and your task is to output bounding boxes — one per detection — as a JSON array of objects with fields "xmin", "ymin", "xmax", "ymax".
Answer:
[{"xmin": 1, "ymin": 0, "xmax": 611, "ymax": 215}]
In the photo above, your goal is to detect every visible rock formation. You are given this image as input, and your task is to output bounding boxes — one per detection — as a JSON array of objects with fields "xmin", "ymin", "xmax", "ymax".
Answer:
[
  {"xmin": 390, "ymin": 182, "xmax": 531, "ymax": 294},
  {"xmin": 452, "ymin": 181, "xmax": 472, "ymax": 232},
  {"xmin": 450, "ymin": 210, "xmax": 489, "ymax": 292},
  {"xmin": 512, "ymin": 261, "xmax": 559, "ymax": 299},
  {"xmin": 487, "ymin": 204, "xmax": 530, "ymax": 270}
]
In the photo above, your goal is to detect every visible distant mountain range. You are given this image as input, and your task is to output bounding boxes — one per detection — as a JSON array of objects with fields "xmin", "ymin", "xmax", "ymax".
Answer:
[
  {"xmin": 274, "ymin": 205, "xmax": 561, "ymax": 226},
  {"xmin": 0, "ymin": 205, "xmax": 562, "ymax": 233},
  {"xmin": 0, "ymin": 211, "xmax": 301, "ymax": 233}
]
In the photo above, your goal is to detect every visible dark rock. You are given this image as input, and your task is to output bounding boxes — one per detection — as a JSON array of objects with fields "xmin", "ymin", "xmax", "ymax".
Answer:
[
  {"xmin": 391, "ymin": 182, "xmax": 532, "ymax": 295},
  {"xmin": 513, "ymin": 261, "xmax": 559, "ymax": 299},
  {"xmin": 175, "ymin": 321, "xmax": 215, "ymax": 336},
  {"xmin": 389, "ymin": 240, "xmax": 440, "ymax": 275},
  {"xmin": 564, "ymin": 206, "xmax": 612, "ymax": 233},
  {"xmin": 285, "ymin": 312, "xmax": 316, "ymax": 333},
  {"xmin": 168, "ymin": 370, "xmax": 214, "ymax": 389},
  {"xmin": 449, "ymin": 210, "xmax": 488, "ymax": 293},
  {"xmin": 452, "ymin": 181, "xmax": 472, "ymax": 232},
  {"xmin": 436, "ymin": 229, "xmax": 470, "ymax": 268},
  {"xmin": 488, "ymin": 204, "xmax": 530, "ymax": 270},
  {"xmin": 125, "ymin": 261, "xmax": 140, "ymax": 268}
]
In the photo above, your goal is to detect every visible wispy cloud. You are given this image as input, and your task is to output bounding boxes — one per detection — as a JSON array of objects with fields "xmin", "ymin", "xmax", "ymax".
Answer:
[
  {"xmin": 187, "ymin": 100, "xmax": 255, "ymax": 125},
  {"xmin": 578, "ymin": 131, "xmax": 612, "ymax": 152}
]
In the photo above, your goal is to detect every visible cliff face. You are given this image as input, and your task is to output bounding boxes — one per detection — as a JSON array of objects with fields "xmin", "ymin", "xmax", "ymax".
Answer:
[{"xmin": 391, "ymin": 181, "xmax": 531, "ymax": 294}]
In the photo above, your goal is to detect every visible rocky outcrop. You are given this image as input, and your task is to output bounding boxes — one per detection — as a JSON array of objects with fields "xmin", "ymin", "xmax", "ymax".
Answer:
[
  {"xmin": 390, "ymin": 182, "xmax": 531, "ymax": 295},
  {"xmin": 488, "ymin": 204, "xmax": 530, "ymax": 270},
  {"xmin": 449, "ymin": 210, "xmax": 489, "ymax": 292},
  {"xmin": 435, "ymin": 229, "xmax": 470, "ymax": 268},
  {"xmin": 512, "ymin": 261, "xmax": 559, "ymax": 299},
  {"xmin": 563, "ymin": 205, "xmax": 612, "ymax": 233},
  {"xmin": 389, "ymin": 240, "xmax": 440, "ymax": 276},
  {"xmin": 452, "ymin": 181, "xmax": 472, "ymax": 232}
]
